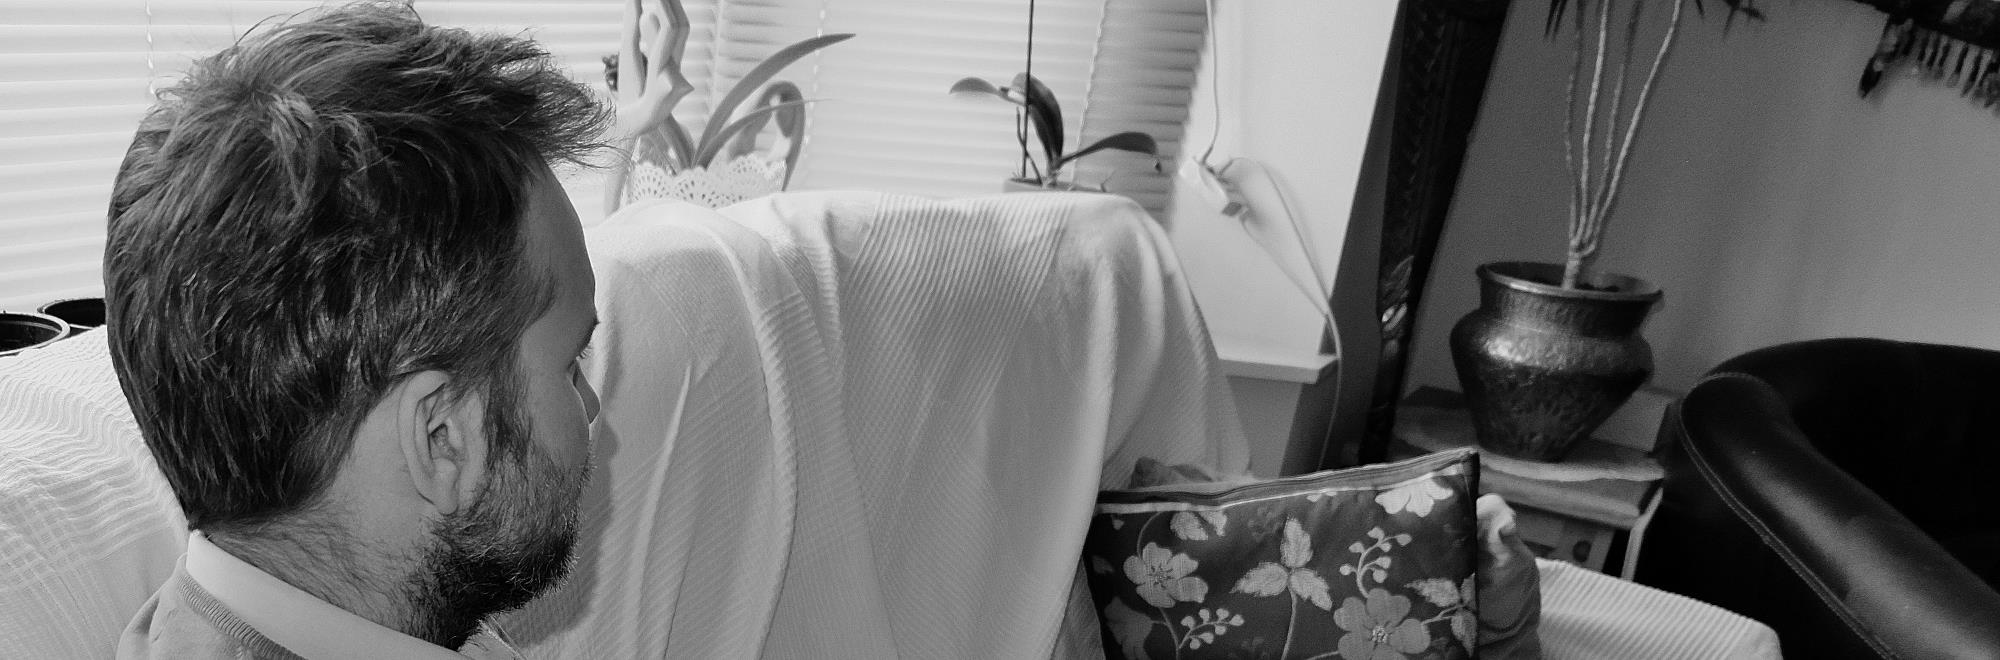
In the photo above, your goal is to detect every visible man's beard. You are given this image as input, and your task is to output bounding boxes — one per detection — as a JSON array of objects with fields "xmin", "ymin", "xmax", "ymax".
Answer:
[{"xmin": 405, "ymin": 392, "xmax": 592, "ymax": 648}]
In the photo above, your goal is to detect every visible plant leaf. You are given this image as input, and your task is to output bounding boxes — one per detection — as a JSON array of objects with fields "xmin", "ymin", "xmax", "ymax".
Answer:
[
  {"xmin": 697, "ymin": 33, "xmax": 853, "ymax": 162},
  {"xmin": 1051, "ymin": 131, "xmax": 1159, "ymax": 172},
  {"xmin": 949, "ymin": 77, "xmax": 1009, "ymax": 98},
  {"xmin": 726, "ymin": 82, "xmax": 802, "ymax": 158},
  {"xmin": 717, "ymin": 82, "xmax": 807, "ymax": 187},
  {"xmin": 641, "ymin": 117, "xmax": 698, "ymax": 172},
  {"xmin": 694, "ymin": 98, "xmax": 817, "ymax": 168},
  {"xmin": 770, "ymin": 82, "xmax": 809, "ymax": 188},
  {"xmin": 1012, "ymin": 72, "xmax": 1062, "ymax": 171}
]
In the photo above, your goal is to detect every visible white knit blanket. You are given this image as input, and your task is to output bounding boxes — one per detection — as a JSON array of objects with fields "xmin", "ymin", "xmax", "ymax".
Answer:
[
  {"xmin": 507, "ymin": 191, "xmax": 1251, "ymax": 659},
  {"xmin": 0, "ymin": 331, "xmax": 186, "ymax": 658}
]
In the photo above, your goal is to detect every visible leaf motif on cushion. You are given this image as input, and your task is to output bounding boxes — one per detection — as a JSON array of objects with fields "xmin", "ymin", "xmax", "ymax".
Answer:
[
  {"xmin": 1407, "ymin": 577, "xmax": 1462, "ymax": 608},
  {"xmin": 1169, "ymin": 511, "xmax": 1208, "ymax": 541},
  {"xmin": 1452, "ymin": 609, "xmax": 1478, "ymax": 655},
  {"xmin": 1231, "ymin": 562, "xmax": 1289, "ymax": 597},
  {"xmin": 1279, "ymin": 518, "xmax": 1313, "ymax": 567},
  {"xmin": 1290, "ymin": 569, "xmax": 1333, "ymax": 610},
  {"xmin": 1231, "ymin": 518, "xmax": 1335, "ymax": 612},
  {"xmin": 1199, "ymin": 510, "xmax": 1227, "ymax": 536},
  {"xmin": 1102, "ymin": 598, "xmax": 1156, "ymax": 660}
]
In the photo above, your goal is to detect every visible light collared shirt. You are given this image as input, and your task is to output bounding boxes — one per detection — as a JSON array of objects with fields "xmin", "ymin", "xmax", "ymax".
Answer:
[{"xmin": 183, "ymin": 531, "xmax": 522, "ymax": 660}]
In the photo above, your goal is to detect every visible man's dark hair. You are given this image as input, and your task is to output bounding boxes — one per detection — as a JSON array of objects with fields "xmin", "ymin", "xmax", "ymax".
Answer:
[{"xmin": 103, "ymin": 2, "xmax": 609, "ymax": 537}]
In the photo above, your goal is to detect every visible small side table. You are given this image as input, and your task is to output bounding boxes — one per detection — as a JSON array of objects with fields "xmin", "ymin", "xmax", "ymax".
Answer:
[{"xmin": 1391, "ymin": 387, "xmax": 1664, "ymax": 577}]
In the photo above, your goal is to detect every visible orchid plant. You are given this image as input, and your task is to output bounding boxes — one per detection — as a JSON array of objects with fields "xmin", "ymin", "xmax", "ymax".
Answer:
[
  {"xmin": 949, "ymin": 73, "xmax": 1160, "ymax": 188},
  {"xmin": 1550, "ymin": 0, "xmax": 1760, "ymax": 289},
  {"xmin": 946, "ymin": 0, "xmax": 1158, "ymax": 189}
]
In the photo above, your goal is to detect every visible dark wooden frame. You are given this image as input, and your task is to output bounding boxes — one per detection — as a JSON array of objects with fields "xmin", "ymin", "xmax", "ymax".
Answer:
[{"xmin": 1333, "ymin": 0, "xmax": 1513, "ymax": 468}]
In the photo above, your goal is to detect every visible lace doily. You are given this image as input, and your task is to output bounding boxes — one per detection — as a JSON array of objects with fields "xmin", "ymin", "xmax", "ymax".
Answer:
[{"xmin": 623, "ymin": 153, "xmax": 787, "ymax": 209}]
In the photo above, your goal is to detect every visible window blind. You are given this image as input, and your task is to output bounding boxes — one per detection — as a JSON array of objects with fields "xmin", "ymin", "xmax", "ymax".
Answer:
[
  {"xmin": 0, "ymin": 0, "xmax": 1205, "ymax": 312},
  {"xmin": 0, "ymin": 0, "xmax": 626, "ymax": 312},
  {"xmin": 713, "ymin": 0, "xmax": 1203, "ymax": 213}
]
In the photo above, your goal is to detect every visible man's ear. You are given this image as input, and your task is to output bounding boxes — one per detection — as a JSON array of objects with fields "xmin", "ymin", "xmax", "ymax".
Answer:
[{"xmin": 396, "ymin": 371, "xmax": 491, "ymax": 516}]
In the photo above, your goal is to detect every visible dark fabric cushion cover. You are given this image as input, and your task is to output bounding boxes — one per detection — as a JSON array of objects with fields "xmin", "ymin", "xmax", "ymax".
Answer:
[{"xmin": 1084, "ymin": 449, "xmax": 1480, "ymax": 660}]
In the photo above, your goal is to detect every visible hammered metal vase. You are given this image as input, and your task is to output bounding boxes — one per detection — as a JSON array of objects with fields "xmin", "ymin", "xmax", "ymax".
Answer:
[{"xmin": 1448, "ymin": 261, "xmax": 1662, "ymax": 462}]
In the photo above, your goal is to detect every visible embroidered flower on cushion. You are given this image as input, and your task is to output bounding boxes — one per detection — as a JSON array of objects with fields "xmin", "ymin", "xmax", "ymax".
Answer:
[
  {"xmin": 1124, "ymin": 542, "xmax": 1209, "ymax": 608},
  {"xmin": 1333, "ymin": 588, "xmax": 1433, "ymax": 660},
  {"xmin": 1375, "ymin": 476, "xmax": 1454, "ymax": 516}
]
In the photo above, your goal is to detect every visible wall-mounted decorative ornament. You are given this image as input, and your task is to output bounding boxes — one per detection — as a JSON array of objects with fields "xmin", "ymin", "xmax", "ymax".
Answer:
[{"xmin": 1856, "ymin": 0, "xmax": 2000, "ymax": 106}]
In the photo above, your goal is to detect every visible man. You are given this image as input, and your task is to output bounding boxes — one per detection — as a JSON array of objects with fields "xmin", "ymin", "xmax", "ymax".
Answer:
[{"xmin": 104, "ymin": 3, "xmax": 608, "ymax": 657}]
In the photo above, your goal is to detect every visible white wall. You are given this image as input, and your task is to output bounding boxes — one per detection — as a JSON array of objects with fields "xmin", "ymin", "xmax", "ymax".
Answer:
[
  {"xmin": 1406, "ymin": 0, "xmax": 2000, "ymax": 397},
  {"xmin": 1165, "ymin": 0, "xmax": 1399, "ymax": 471}
]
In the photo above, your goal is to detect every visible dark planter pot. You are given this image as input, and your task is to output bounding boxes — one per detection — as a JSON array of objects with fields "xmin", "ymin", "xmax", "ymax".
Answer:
[
  {"xmin": 1448, "ymin": 261, "xmax": 1662, "ymax": 461},
  {"xmin": 0, "ymin": 312, "xmax": 71, "ymax": 358},
  {"xmin": 38, "ymin": 297, "xmax": 104, "ymax": 338}
]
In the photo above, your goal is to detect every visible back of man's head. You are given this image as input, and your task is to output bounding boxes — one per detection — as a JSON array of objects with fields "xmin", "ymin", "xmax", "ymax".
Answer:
[{"xmin": 103, "ymin": 1, "xmax": 608, "ymax": 538}]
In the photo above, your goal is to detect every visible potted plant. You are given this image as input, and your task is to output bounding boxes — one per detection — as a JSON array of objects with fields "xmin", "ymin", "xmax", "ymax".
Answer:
[
  {"xmin": 946, "ymin": 0, "xmax": 1159, "ymax": 192},
  {"xmin": 1449, "ymin": 0, "xmax": 1760, "ymax": 462},
  {"xmin": 604, "ymin": 0, "xmax": 852, "ymax": 211},
  {"xmin": 949, "ymin": 73, "xmax": 1160, "ymax": 192}
]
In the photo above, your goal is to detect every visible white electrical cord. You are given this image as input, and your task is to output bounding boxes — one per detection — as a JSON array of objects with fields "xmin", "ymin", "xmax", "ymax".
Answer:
[
  {"xmin": 1215, "ymin": 157, "xmax": 1337, "ymax": 337},
  {"xmin": 1196, "ymin": 0, "xmax": 1338, "ymax": 347},
  {"xmin": 1197, "ymin": 0, "xmax": 1346, "ymax": 471}
]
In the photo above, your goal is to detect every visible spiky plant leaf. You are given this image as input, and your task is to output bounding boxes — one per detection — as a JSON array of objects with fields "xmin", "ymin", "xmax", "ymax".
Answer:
[
  {"xmin": 694, "ymin": 98, "xmax": 816, "ymax": 168},
  {"xmin": 723, "ymin": 82, "xmax": 803, "ymax": 159},
  {"xmin": 696, "ymin": 33, "xmax": 853, "ymax": 161}
]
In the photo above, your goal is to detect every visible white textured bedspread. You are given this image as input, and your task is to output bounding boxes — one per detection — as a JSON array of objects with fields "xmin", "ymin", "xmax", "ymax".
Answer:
[{"xmin": 507, "ymin": 191, "xmax": 1250, "ymax": 659}]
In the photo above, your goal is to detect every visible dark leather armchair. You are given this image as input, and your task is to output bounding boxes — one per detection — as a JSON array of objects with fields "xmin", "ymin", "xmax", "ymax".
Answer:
[{"xmin": 1635, "ymin": 338, "xmax": 2000, "ymax": 659}]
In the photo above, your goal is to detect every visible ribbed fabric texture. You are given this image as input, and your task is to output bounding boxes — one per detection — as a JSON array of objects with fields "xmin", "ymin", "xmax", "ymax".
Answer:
[
  {"xmin": 175, "ymin": 569, "xmax": 306, "ymax": 660},
  {"xmin": 0, "ymin": 331, "xmax": 188, "ymax": 658},
  {"xmin": 505, "ymin": 203, "xmax": 811, "ymax": 659},
  {"xmin": 734, "ymin": 191, "xmax": 1250, "ymax": 660},
  {"xmin": 508, "ymin": 191, "xmax": 1251, "ymax": 660},
  {"xmin": 1536, "ymin": 558, "xmax": 1781, "ymax": 659}
]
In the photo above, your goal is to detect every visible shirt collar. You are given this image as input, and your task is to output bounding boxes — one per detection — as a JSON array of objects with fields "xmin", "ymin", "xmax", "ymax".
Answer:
[{"xmin": 183, "ymin": 530, "xmax": 518, "ymax": 660}]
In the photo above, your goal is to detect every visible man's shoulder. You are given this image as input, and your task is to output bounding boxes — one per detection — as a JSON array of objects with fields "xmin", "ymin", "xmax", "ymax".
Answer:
[{"xmin": 117, "ymin": 567, "xmax": 290, "ymax": 660}]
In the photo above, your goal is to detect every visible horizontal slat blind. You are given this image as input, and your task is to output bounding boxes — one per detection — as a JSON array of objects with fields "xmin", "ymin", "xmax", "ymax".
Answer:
[
  {"xmin": 716, "ymin": 0, "xmax": 1204, "ymax": 215},
  {"xmin": 0, "ymin": 0, "xmax": 630, "ymax": 312},
  {"xmin": 2, "ymin": 0, "xmax": 1206, "ymax": 312}
]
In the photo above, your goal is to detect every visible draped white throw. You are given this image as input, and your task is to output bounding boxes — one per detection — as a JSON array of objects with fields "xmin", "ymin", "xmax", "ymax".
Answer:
[{"xmin": 507, "ymin": 190, "xmax": 1251, "ymax": 659}]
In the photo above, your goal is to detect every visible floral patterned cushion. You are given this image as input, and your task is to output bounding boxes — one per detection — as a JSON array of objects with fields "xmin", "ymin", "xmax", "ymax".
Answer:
[{"xmin": 1085, "ymin": 449, "xmax": 1480, "ymax": 660}]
